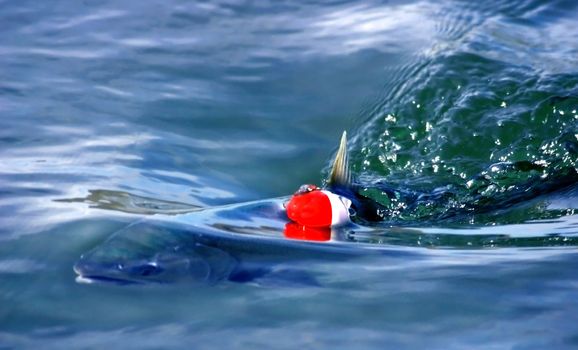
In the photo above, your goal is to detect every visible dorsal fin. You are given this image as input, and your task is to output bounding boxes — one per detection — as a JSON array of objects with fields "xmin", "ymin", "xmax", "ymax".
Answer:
[{"xmin": 327, "ymin": 131, "xmax": 352, "ymax": 188}]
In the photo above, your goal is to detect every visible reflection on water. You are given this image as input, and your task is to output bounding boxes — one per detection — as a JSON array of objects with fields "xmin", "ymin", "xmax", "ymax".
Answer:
[
  {"xmin": 284, "ymin": 222, "xmax": 331, "ymax": 242},
  {"xmin": 69, "ymin": 200, "xmax": 578, "ymax": 291},
  {"xmin": 57, "ymin": 189, "xmax": 200, "ymax": 215}
]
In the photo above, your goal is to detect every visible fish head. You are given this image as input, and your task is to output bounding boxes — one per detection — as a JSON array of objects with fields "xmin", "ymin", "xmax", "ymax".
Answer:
[{"xmin": 74, "ymin": 223, "xmax": 237, "ymax": 285}]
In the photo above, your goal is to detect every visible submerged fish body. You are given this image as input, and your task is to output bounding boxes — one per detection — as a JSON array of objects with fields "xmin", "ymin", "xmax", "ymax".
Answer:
[{"xmin": 73, "ymin": 200, "xmax": 360, "ymax": 286}]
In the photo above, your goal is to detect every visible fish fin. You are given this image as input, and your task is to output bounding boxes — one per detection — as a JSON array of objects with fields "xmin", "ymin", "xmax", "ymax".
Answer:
[{"xmin": 327, "ymin": 131, "xmax": 352, "ymax": 188}]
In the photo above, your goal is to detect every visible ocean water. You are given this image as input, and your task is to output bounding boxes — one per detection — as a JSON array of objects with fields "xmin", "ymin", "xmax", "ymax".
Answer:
[{"xmin": 1, "ymin": 0, "xmax": 578, "ymax": 349}]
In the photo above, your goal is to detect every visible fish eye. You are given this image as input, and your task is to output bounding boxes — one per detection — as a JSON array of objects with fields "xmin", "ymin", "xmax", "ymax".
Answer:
[
  {"xmin": 295, "ymin": 184, "xmax": 319, "ymax": 195},
  {"xmin": 131, "ymin": 262, "xmax": 162, "ymax": 277}
]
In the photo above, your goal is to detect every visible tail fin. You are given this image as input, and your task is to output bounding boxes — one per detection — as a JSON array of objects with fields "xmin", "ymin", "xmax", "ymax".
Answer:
[{"xmin": 327, "ymin": 131, "xmax": 352, "ymax": 188}]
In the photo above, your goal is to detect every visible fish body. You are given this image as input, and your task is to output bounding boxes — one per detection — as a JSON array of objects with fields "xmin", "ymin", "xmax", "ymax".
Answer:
[{"xmin": 73, "ymin": 202, "xmax": 362, "ymax": 286}]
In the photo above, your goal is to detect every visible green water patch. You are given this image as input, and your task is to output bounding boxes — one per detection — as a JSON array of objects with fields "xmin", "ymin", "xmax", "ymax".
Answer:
[{"xmin": 339, "ymin": 50, "xmax": 577, "ymax": 225}]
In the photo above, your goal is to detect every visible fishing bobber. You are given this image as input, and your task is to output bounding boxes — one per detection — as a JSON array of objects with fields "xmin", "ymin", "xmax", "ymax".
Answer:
[{"xmin": 285, "ymin": 184, "xmax": 351, "ymax": 227}]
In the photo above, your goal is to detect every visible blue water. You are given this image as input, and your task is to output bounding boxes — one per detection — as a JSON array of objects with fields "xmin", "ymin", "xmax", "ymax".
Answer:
[{"xmin": 1, "ymin": 0, "xmax": 578, "ymax": 349}]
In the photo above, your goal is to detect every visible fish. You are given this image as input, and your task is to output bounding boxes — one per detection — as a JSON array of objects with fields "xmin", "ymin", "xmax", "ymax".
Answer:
[
  {"xmin": 73, "ymin": 199, "xmax": 368, "ymax": 286},
  {"xmin": 72, "ymin": 132, "xmax": 381, "ymax": 288},
  {"xmin": 74, "ymin": 219, "xmax": 322, "ymax": 286},
  {"xmin": 74, "ymin": 130, "xmax": 577, "ymax": 285}
]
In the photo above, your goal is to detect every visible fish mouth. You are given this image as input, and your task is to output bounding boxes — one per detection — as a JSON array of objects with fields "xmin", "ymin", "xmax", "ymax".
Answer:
[
  {"xmin": 72, "ymin": 252, "xmax": 216, "ymax": 285},
  {"xmin": 75, "ymin": 274, "xmax": 141, "ymax": 285},
  {"xmin": 73, "ymin": 260, "xmax": 145, "ymax": 285}
]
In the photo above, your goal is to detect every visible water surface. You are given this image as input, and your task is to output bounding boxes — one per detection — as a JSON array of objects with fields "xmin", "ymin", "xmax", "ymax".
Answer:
[{"xmin": 1, "ymin": 0, "xmax": 578, "ymax": 349}]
